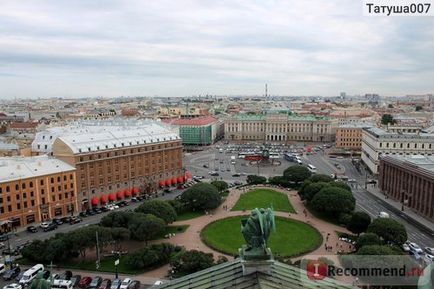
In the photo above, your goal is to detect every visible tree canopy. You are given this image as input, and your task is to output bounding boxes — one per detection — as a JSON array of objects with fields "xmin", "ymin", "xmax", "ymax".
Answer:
[
  {"xmin": 136, "ymin": 200, "xmax": 177, "ymax": 224},
  {"xmin": 128, "ymin": 214, "xmax": 166, "ymax": 243},
  {"xmin": 180, "ymin": 183, "xmax": 221, "ymax": 211},
  {"xmin": 298, "ymin": 181, "xmax": 329, "ymax": 201},
  {"xmin": 283, "ymin": 166, "xmax": 311, "ymax": 184},
  {"xmin": 367, "ymin": 218, "xmax": 407, "ymax": 245},
  {"xmin": 310, "ymin": 186, "xmax": 355, "ymax": 216},
  {"xmin": 347, "ymin": 211, "xmax": 371, "ymax": 236},
  {"xmin": 170, "ymin": 250, "xmax": 215, "ymax": 277},
  {"xmin": 210, "ymin": 180, "xmax": 229, "ymax": 192},
  {"xmin": 356, "ymin": 233, "xmax": 381, "ymax": 249},
  {"xmin": 306, "ymin": 174, "xmax": 334, "ymax": 183},
  {"xmin": 381, "ymin": 114, "xmax": 397, "ymax": 125},
  {"xmin": 246, "ymin": 175, "xmax": 267, "ymax": 185}
]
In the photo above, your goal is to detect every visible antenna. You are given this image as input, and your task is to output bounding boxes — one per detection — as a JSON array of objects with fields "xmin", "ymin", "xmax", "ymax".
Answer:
[{"xmin": 265, "ymin": 84, "xmax": 268, "ymax": 98}]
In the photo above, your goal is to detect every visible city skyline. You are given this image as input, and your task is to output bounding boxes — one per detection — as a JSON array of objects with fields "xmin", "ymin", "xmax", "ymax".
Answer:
[{"xmin": 1, "ymin": 0, "xmax": 434, "ymax": 99}]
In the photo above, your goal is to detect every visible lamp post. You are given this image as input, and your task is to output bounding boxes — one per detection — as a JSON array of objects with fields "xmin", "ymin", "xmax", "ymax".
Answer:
[{"xmin": 114, "ymin": 252, "xmax": 120, "ymax": 279}]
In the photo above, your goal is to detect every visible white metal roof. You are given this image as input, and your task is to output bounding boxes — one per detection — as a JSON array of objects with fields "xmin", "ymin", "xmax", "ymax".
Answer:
[
  {"xmin": 32, "ymin": 119, "xmax": 180, "ymax": 153},
  {"xmin": 0, "ymin": 155, "xmax": 76, "ymax": 183}
]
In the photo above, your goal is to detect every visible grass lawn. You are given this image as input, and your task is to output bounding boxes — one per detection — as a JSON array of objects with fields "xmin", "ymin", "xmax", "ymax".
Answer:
[
  {"xmin": 201, "ymin": 216, "xmax": 322, "ymax": 257},
  {"xmin": 232, "ymin": 189, "xmax": 295, "ymax": 213},
  {"xmin": 176, "ymin": 210, "xmax": 204, "ymax": 221}
]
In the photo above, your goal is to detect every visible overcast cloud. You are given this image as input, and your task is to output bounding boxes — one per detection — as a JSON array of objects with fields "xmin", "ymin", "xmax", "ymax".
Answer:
[{"xmin": 0, "ymin": 0, "xmax": 433, "ymax": 98}]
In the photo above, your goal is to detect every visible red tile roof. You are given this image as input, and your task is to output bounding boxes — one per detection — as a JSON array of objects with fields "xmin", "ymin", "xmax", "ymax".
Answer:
[
  {"xmin": 9, "ymin": 122, "xmax": 38, "ymax": 129},
  {"xmin": 162, "ymin": 116, "xmax": 217, "ymax": 126}
]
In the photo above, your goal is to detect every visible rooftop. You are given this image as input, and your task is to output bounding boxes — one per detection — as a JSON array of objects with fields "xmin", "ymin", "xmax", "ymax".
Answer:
[
  {"xmin": 382, "ymin": 155, "xmax": 434, "ymax": 175},
  {"xmin": 151, "ymin": 258, "xmax": 355, "ymax": 289},
  {"xmin": 0, "ymin": 155, "xmax": 75, "ymax": 183},
  {"xmin": 338, "ymin": 123, "xmax": 374, "ymax": 129},
  {"xmin": 162, "ymin": 116, "xmax": 217, "ymax": 126},
  {"xmin": 364, "ymin": 127, "xmax": 434, "ymax": 140},
  {"xmin": 232, "ymin": 113, "xmax": 329, "ymax": 122}
]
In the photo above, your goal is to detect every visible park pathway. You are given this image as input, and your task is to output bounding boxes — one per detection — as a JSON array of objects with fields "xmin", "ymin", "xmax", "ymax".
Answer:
[{"xmin": 143, "ymin": 185, "xmax": 354, "ymax": 280}]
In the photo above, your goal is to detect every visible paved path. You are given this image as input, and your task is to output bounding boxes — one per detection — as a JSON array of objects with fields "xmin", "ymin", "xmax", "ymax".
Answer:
[{"xmin": 148, "ymin": 186, "xmax": 354, "ymax": 274}]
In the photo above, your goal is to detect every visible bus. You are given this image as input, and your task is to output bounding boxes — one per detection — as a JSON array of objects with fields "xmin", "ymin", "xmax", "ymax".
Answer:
[
  {"xmin": 19, "ymin": 264, "xmax": 44, "ymax": 285},
  {"xmin": 307, "ymin": 164, "xmax": 317, "ymax": 173},
  {"xmin": 52, "ymin": 280, "xmax": 73, "ymax": 289}
]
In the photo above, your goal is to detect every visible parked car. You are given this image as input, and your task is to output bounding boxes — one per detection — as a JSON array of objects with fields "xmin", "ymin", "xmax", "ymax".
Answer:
[
  {"xmin": 89, "ymin": 276, "xmax": 102, "ymax": 289},
  {"xmin": 78, "ymin": 277, "xmax": 92, "ymax": 288},
  {"xmin": 40, "ymin": 222, "xmax": 50, "ymax": 229},
  {"xmin": 42, "ymin": 270, "xmax": 51, "ymax": 280},
  {"xmin": 126, "ymin": 281, "xmax": 140, "ymax": 289},
  {"xmin": 70, "ymin": 275, "xmax": 81, "ymax": 287},
  {"xmin": 26, "ymin": 226, "xmax": 38, "ymax": 233},
  {"xmin": 425, "ymin": 247, "xmax": 434, "ymax": 255},
  {"xmin": 70, "ymin": 217, "xmax": 82, "ymax": 225},
  {"xmin": 409, "ymin": 242, "xmax": 423, "ymax": 254},
  {"xmin": 43, "ymin": 223, "xmax": 58, "ymax": 232},
  {"xmin": 2, "ymin": 248, "xmax": 19, "ymax": 256},
  {"xmin": 85, "ymin": 209, "xmax": 95, "ymax": 216},
  {"xmin": 51, "ymin": 273, "xmax": 60, "ymax": 280},
  {"xmin": 100, "ymin": 206, "xmax": 109, "ymax": 212},
  {"xmin": 59, "ymin": 270, "xmax": 73, "ymax": 280},
  {"xmin": 401, "ymin": 243, "xmax": 411, "ymax": 252},
  {"xmin": 0, "ymin": 243, "xmax": 4, "ymax": 249},
  {"xmin": 0, "ymin": 234, "xmax": 8, "ymax": 242},
  {"xmin": 110, "ymin": 279, "xmax": 121, "ymax": 289},
  {"xmin": 79, "ymin": 212, "xmax": 87, "ymax": 218},
  {"xmin": 99, "ymin": 279, "xmax": 111, "ymax": 289},
  {"xmin": 61, "ymin": 217, "xmax": 72, "ymax": 223},
  {"xmin": 92, "ymin": 208, "xmax": 102, "ymax": 214},
  {"xmin": 130, "ymin": 197, "xmax": 138, "ymax": 202},
  {"xmin": 3, "ymin": 266, "xmax": 20, "ymax": 281},
  {"xmin": 119, "ymin": 278, "xmax": 131, "ymax": 289},
  {"xmin": 15, "ymin": 272, "xmax": 24, "ymax": 282},
  {"xmin": 52, "ymin": 218, "xmax": 63, "ymax": 225},
  {"xmin": 3, "ymin": 284, "xmax": 22, "ymax": 289}
]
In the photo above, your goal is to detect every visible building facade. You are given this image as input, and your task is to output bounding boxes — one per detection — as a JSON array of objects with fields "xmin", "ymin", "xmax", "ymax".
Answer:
[
  {"xmin": 225, "ymin": 111, "xmax": 336, "ymax": 142},
  {"xmin": 51, "ymin": 122, "xmax": 183, "ymax": 210},
  {"xmin": 379, "ymin": 155, "xmax": 434, "ymax": 222},
  {"xmin": 361, "ymin": 127, "xmax": 434, "ymax": 174},
  {"xmin": 163, "ymin": 116, "xmax": 223, "ymax": 145},
  {"xmin": 0, "ymin": 155, "xmax": 77, "ymax": 231},
  {"xmin": 335, "ymin": 124, "xmax": 373, "ymax": 150}
]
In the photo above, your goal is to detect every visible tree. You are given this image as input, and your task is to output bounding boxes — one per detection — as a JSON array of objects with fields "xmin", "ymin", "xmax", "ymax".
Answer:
[
  {"xmin": 310, "ymin": 187, "xmax": 355, "ymax": 216},
  {"xmin": 283, "ymin": 166, "xmax": 311, "ymax": 184},
  {"xmin": 210, "ymin": 180, "xmax": 229, "ymax": 192},
  {"xmin": 170, "ymin": 250, "xmax": 215, "ymax": 277},
  {"xmin": 167, "ymin": 199, "xmax": 187, "ymax": 214},
  {"xmin": 180, "ymin": 183, "xmax": 221, "ymax": 211},
  {"xmin": 347, "ymin": 212, "xmax": 371, "ymax": 236},
  {"xmin": 307, "ymin": 174, "xmax": 334, "ymax": 183},
  {"xmin": 329, "ymin": 181, "xmax": 351, "ymax": 192},
  {"xmin": 367, "ymin": 218, "xmax": 407, "ymax": 245},
  {"xmin": 268, "ymin": 176, "xmax": 290, "ymax": 187},
  {"xmin": 298, "ymin": 182, "xmax": 329, "ymax": 201},
  {"xmin": 357, "ymin": 245, "xmax": 398, "ymax": 256},
  {"xmin": 356, "ymin": 233, "xmax": 381, "ymax": 249},
  {"xmin": 381, "ymin": 114, "xmax": 396, "ymax": 125},
  {"xmin": 111, "ymin": 227, "xmax": 130, "ymax": 252},
  {"xmin": 125, "ymin": 243, "xmax": 177, "ymax": 270},
  {"xmin": 100, "ymin": 211, "xmax": 134, "ymax": 228},
  {"xmin": 136, "ymin": 200, "xmax": 177, "ymax": 224},
  {"xmin": 128, "ymin": 214, "xmax": 166, "ymax": 243},
  {"xmin": 246, "ymin": 175, "xmax": 267, "ymax": 185}
]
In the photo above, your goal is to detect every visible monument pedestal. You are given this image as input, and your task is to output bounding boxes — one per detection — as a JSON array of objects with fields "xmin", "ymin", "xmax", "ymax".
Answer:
[{"xmin": 239, "ymin": 245, "xmax": 274, "ymax": 276}]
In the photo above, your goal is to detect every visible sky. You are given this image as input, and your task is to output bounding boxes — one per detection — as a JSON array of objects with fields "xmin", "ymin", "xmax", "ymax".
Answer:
[{"xmin": 0, "ymin": 0, "xmax": 433, "ymax": 98}]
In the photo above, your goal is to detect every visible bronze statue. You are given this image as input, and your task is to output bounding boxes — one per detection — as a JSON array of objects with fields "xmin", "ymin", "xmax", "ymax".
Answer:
[
  {"xmin": 29, "ymin": 271, "xmax": 52, "ymax": 289},
  {"xmin": 240, "ymin": 207, "xmax": 276, "ymax": 259}
]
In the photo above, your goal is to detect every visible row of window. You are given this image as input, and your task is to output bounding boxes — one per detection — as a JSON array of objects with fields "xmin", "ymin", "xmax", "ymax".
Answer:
[{"xmin": 379, "ymin": 142, "xmax": 433, "ymax": 149}]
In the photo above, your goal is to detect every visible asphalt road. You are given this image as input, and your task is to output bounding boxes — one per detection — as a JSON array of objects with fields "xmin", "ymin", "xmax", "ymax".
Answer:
[{"xmin": 302, "ymin": 153, "xmax": 434, "ymax": 249}]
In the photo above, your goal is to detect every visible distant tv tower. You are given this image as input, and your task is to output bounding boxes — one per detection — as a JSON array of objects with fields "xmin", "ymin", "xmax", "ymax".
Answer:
[{"xmin": 265, "ymin": 83, "xmax": 268, "ymax": 98}]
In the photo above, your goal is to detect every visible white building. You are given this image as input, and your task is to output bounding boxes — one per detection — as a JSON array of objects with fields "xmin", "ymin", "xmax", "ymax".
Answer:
[{"xmin": 361, "ymin": 127, "xmax": 434, "ymax": 174}]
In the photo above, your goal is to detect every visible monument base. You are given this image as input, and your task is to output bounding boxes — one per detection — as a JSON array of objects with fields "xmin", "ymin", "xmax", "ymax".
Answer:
[{"xmin": 239, "ymin": 245, "xmax": 274, "ymax": 276}]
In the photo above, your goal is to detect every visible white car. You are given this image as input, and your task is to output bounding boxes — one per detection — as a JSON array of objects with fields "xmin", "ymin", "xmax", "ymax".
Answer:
[
  {"xmin": 401, "ymin": 243, "xmax": 410, "ymax": 252},
  {"xmin": 119, "ymin": 278, "xmax": 131, "ymax": 289},
  {"xmin": 105, "ymin": 204, "xmax": 114, "ymax": 211},
  {"xmin": 425, "ymin": 247, "xmax": 434, "ymax": 255},
  {"xmin": 409, "ymin": 242, "xmax": 423, "ymax": 254},
  {"xmin": 40, "ymin": 222, "xmax": 50, "ymax": 229},
  {"xmin": 3, "ymin": 284, "xmax": 22, "ymax": 289}
]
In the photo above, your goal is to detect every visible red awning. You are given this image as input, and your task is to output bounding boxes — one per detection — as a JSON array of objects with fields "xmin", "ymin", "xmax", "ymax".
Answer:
[
  {"xmin": 185, "ymin": 171, "xmax": 191, "ymax": 180},
  {"xmin": 100, "ymin": 195, "xmax": 107, "ymax": 204},
  {"xmin": 124, "ymin": 189, "xmax": 131, "ymax": 198},
  {"xmin": 165, "ymin": 179, "xmax": 172, "ymax": 186},
  {"xmin": 172, "ymin": 177, "xmax": 177, "ymax": 185},
  {"xmin": 159, "ymin": 180, "xmax": 165, "ymax": 187},
  {"xmin": 177, "ymin": 176, "xmax": 184, "ymax": 183},
  {"xmin": 116, "ymin": 191, "xmax": 123, "ymax": 200},
  {"xmin": 132, "ymin": 187, "xmax": 139, "ymax": 195},
  {"xmin": 108, "ymin": 193, "xmax": 115, "ymax": 202},
  {"xmin": 91, "ymin": 197, "xmax": 99, "ymax": 206}
]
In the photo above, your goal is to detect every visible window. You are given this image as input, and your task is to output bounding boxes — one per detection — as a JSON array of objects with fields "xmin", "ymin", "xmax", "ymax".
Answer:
[
  {"xmin": 29, "ymin": 181, "xmax": 33, "ymax": 188},
  {"xmin": 51, "ymin": 177, "xmax": 54, "ymax": 184},
  {"xmin": 22, "ymin": 183, "xmax": 26, "ymax": 189}
]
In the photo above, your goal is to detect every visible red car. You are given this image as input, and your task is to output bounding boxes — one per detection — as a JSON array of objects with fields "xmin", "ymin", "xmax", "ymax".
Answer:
[
  {"xmin": 79, "ymin": 276, "xmax": 92, "ymax": 288},
  {"xmin": 99, "ymin": 279, "xmax": 111, "ymax": 289}
]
